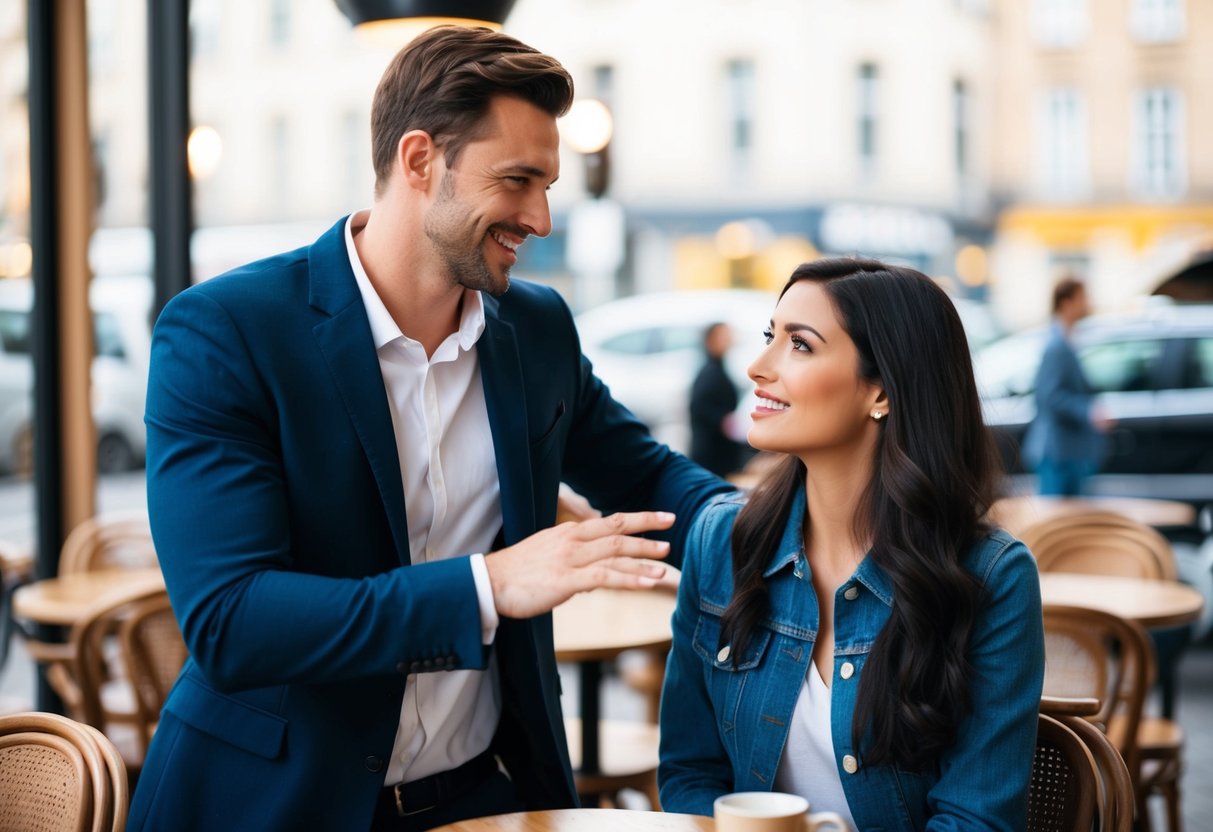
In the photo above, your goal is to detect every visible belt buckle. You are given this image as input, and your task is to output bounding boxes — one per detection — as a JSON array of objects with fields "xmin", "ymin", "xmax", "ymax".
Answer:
[{"xmin": 392, "ymin": 783, "xmax": 435, "ymax": 817}]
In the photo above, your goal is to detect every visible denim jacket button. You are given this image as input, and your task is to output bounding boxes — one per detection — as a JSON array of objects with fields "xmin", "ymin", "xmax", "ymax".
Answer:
[
  {"xmin": 716, "ymin": 645, "xmax": 731, "ymax": 663},
  {"xmin": 842, "ymin": 754, "xmax": 859, "ymax": 774},
  {"xmin": 843, "ymin": 586, "xmax": 859, "ymax": 601},
  {"xmin": 840, "ymin": 661, "xmax": 855, "ymax": 680}
]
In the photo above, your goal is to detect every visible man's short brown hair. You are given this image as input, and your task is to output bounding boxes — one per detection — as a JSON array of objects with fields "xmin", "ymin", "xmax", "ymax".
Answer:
[
  {"xmin": 370, "ymin": 26, "xmax": 574, "ymax": 195},
  {"xmin": 1052, "ymin": 275, "xmax": 1086, "ymax": 313}
]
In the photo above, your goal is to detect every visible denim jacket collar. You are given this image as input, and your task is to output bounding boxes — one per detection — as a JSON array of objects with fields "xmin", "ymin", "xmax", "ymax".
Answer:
[{"xmin": 758, "ymin": 481, "xmax": 895, "ymax": 608}]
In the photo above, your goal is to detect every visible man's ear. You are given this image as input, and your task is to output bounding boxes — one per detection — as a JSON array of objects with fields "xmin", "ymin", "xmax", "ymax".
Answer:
[{"xmin": 397, "ymin": 130, "xmax": 437, "ymax": 191}]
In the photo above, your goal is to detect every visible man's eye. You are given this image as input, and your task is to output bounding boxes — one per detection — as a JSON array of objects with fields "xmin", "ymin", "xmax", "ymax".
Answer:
[{"xmin": 505, "ymin": 176, "xmax": 528, "ymax": 185}]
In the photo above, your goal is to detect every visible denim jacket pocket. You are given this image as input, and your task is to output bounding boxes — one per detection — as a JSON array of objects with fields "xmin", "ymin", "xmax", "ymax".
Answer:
[{"xmin": 692, "ymin": 606, "xmax": 773, "ymax": 742}]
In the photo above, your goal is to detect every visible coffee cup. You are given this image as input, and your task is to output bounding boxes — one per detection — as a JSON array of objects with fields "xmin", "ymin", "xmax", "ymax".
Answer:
[{"xmin": 713, "ymin": 791, "xmax": 848, "ymax": 832}]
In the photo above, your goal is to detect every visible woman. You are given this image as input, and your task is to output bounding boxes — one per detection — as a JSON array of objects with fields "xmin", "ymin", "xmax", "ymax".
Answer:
[{"xmin": 658, "ymin": 259, "xmax": 1044, "ymax": 830}]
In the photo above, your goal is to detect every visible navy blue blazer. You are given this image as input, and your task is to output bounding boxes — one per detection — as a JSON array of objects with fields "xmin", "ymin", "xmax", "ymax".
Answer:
[
  {"xmin": 1023, "ymin": 323, "xmax": 1103, "ymax": 466},
  {"xmin": 128, "ymin": 217, "xmax": 732, "ymax": 830}
]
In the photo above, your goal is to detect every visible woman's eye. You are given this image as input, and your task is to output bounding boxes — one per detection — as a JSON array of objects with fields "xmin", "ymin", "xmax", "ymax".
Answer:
[
  {"xmin": 762, "ymin": 328, "xmax": 774, "ymax": 345},
  {"xmin": 790, "ymin": 335, "xmax": 812, "ymax": 352}
]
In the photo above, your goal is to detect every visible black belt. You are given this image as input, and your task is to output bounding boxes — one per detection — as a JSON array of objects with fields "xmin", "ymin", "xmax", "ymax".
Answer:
[{"xmin": 380, "ymin": 749, "xmax": 498, "ymax": 817}]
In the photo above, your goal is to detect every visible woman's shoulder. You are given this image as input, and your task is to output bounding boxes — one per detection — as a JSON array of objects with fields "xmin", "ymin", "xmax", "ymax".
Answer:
[{"xmin": 963, "ymin": 527, "xmax": 1036, "ymax": 585}]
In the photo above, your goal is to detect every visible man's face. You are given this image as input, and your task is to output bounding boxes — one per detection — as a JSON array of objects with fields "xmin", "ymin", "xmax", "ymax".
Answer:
[{"xmin": 423, "ymin": 96, "xmax": 560, "ymax": 296}]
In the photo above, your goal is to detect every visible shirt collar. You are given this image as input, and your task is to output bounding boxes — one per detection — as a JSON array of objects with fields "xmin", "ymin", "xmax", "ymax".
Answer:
[{"xmin": 344, "ymin": 209, "xmax": 486, "ymax": 354}]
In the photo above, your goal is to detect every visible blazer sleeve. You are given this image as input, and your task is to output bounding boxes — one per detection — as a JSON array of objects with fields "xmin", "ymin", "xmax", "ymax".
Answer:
[
  {"xmin": 145, "ymin": 289, "xmax": 486, "ymax": 693},
  {"xmin": 1033, "ymin": 337, "xmax": 1092, "ymax": 428}
]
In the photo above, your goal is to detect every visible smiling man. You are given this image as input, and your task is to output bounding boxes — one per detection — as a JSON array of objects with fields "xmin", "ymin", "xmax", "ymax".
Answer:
[{"xmin": 130, "ymin": 27, "xmax": 732, "ymax": 832}]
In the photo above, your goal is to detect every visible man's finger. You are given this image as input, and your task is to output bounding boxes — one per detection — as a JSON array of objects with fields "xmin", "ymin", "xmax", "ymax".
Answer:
[{"xmin": 573, "ymin": 511, "xmax": 676, "ymax": 541}]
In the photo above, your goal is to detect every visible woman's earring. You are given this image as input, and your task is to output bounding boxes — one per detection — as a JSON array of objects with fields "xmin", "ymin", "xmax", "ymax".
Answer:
[{"xmin": 871, "ymin": 410, "xmax": 885, "ymax": 421}]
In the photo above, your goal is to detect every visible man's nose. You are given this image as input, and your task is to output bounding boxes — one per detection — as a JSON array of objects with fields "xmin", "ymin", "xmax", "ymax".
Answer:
[{"xmin": 521, "ymin": 191, "xmax": 552, "ymax": 238}]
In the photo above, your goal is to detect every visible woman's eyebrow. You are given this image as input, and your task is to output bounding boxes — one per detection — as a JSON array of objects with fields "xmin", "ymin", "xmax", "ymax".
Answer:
[{"xmin": 783, "ymin": 322, "xmax": 827, "ymax": 343}]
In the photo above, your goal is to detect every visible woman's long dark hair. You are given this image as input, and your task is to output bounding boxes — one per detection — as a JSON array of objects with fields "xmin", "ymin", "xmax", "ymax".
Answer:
[{"xmin": 718, "ymin": 258, "xmax": 1001, "ymax": 771}]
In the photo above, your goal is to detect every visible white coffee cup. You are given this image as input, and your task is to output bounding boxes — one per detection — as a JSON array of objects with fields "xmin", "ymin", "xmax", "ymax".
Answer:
[{"xmin": 713, "ymin": 792, "xmax": 848, "ymax": 832}]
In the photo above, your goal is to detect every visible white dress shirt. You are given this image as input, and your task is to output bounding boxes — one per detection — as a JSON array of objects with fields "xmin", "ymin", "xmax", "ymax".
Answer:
[{"xmin": 345, "ymin": 210, "xmax": 503, "ymax": 786}]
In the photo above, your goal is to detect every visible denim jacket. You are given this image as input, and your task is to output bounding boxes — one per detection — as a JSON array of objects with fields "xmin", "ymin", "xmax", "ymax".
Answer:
[{"xmin": 659, "ymin": 491, "xmax": 1044, "ymax": 831}]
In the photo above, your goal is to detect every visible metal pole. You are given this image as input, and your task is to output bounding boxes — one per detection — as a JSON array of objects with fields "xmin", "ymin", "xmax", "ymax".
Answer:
[{"xmin": 149, "ymin": 0, "xmax": 193, "ymax": 319}]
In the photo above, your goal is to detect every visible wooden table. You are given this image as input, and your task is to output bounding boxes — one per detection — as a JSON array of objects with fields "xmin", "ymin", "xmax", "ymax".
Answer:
[
  {"xmin": 12, "ymin": 568, "xmax": 166, "ymax": 627},
  {"xmin": 433, "ymin": 809, "xmax": 714, "ymax": 831},
  {"xmin": 989, "ymin": 495, "xmax": 1196, "ymax": 538},
  {"xmin": 553, "ymin": 587, "xmax": 675, "ymax": 788},
  {"xmin": 1039, "ymin": 573, "xmax": 1204, "ymax": 629}
]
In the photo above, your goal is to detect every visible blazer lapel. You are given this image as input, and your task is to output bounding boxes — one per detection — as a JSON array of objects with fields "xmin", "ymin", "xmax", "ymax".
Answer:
[
  {"xmin": 478, "ymin": 299, "xmax": 536, "ymax": 545},
  {"xmin": 308, "ymin": 218, "xmax": 411, "ymax": 565}
]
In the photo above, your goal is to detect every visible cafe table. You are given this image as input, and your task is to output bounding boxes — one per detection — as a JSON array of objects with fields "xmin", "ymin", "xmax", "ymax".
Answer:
[
  {"xmin": 11, "ymin": 567, "xmax": 166, "ymax": 627},
  {"xmin": 988, "ymin": 494, "xmax": 1196, "ymax": 538},
  {"xmin": 1038, "ymin": 572, "xmax": 1204, "ymax": 629},
  {"xmin": 432, "ymin": 809, "xmax": 714, "ymax": 832},
  {"xmin": 552, "ymin": 584, "xmax": 676, "ymax": 795}
]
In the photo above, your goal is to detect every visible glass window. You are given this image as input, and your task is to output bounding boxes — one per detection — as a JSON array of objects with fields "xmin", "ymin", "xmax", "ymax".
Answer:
[
  {"xmin": 1133, "ymin": 88, "xmax": 1186, "ymax": 197},
  {"xmin": 269, "ymin": 0, "xmax": 290, "ymax": 46},
  {"xmin": 1031, "ymin": 0, "xmax": 1088, "ymax": 48},
  {"xmin": 1079, "ymin": 339, "xmax": 1164, "ymax": 393},
  {"xmin": 953, "ymin": 79, "xmax": 969, "ymax": 184},
  {"xmin": 93, "ymin": 312, "xmax": 125, "ymax": 359},
  {"xmin": 657, "ymin": 326, "xmax": 705, "ymax": 354},
  {"xmin": 1182, "ymin": 339, "xmax": 1213, "ymax": 389},
  {"xmin": 1037, "ymin": 88, "xmax": 1089, "ymax": 197},
  {"xmin": 0, "ymin": 309, "xmax": 30, "ymax": 355},
  {"xmin": 725, "ymin": 60, "xmax": 755, "ymax": 181},
  {"xmin": 1130, "ymin": 0, "xmax": 1185, "ymax": 42},
  {"xmin": 601, "ymin": 329, "xmax": 658, "ymax": 356},
  {"xmin": 857, "ymin": 63, "xmax": 879, "ymax": 180}
]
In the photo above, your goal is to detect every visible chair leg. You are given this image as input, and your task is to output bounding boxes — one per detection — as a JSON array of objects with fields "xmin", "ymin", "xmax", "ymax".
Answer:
[{"xmin": 1162, "ymin": 780, "xmax": 1182, "ymax": 832}]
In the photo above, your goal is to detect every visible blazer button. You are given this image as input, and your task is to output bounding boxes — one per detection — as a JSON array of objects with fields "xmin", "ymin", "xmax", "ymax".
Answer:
[
  {"xmin": 840, "ymin": 662, "xmax": 855, "ymax": 680},
  {"xmin": 364, "ymin": 756, "xmax": 383, "ymax": 772},
  {"xmin": 843, "ymin": 586, "xmax": 859, "ymax": 601},
  {"xmin": 716, "ymin": 645, "xmax": 731, "ymax": 663},
  {"xmin": 842, "ymin": 754, "xmax": 859, "ymax": 774}
]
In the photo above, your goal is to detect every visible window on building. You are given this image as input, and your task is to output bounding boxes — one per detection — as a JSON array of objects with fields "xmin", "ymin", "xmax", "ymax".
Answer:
[
  {"xmin": 1134, "ymin": 88, "xmax": 1186, "ymax": 197},
  {"xmin": 726, "ymin": 60, "xmax": 755, "ymax": 179},
  {"xmin": 1037, "ymin": 87, "xmax": 1088, "ymax": 198},
  {"xmin": 87, "ymin": 0, "xmax": 117, "ymax": 75},
  {"xmin": 269, "ymin": 0, "xmax": 290, "ymax": 46},
  {"xmin": 1031, "ymin": 0, "xmax": 1088, "ymax": 48},
  {"xmin": 592, "ymin": 64, "xmax": 614, "ymax": 108},
  {"xmin": 269, "ymin": 116, "xmax": 289, "ymax": 215},
  {"xmin": 953, "ymin": 79, "xmax": 970, "ymax": 185},
  {"xmin": 857, "ymin": 63, "xmax": 879, "ymax": 180},
  {"xmin": 190, "ymin": 0, "xmax": 221, "ymax": 58},
  {"xmin": 342, "ymin": 111, "xmax": 364, "ymax": 209},
  {"xmin": 1130, "ymin": 0, "xmax": 1185, "ymax": 42}
]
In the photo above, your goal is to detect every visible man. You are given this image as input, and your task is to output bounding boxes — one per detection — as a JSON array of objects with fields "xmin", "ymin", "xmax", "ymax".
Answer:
[
  {"xmin": 129, "ymin": 27, "xmax": 731, "ymax": 831},
  {"xmin": 1022, "ymin": 276, "xmax": 1112, "ymax": 496},
  {"xmin": 689, "ymin": 322, "xmax": 743, "ymax": 477}
]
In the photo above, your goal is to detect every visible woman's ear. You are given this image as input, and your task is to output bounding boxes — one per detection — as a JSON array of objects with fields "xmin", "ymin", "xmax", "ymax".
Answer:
[
  {"xmin": 396, "ymin": 130, "xmax": 436, "ymax": 191},
  {"xmin": 868, "ymin": 386, "xmax": 889, "ymax": 421}
]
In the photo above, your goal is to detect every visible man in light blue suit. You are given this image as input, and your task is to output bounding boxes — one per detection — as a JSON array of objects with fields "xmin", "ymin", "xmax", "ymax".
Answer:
[
  {"xmin": 1022, "ymin": 276, "xmax": 1112, "ymax": 496},
  {"xmin": 129, "ymin": 27, "xmax": 732, "ymax": 831}
]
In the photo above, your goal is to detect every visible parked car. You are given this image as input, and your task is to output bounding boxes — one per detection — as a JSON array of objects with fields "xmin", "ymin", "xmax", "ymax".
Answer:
[
  {"xmin": 974, "ymin": 300, "xmax": 1213, "ymax": 503},
  {"xmin": 575, "ymin": 289, "xmax": 778, "ymax": 453},
  {"xmin": 0, "ymin": 275, "xmax": 151, "ymax": 475}
]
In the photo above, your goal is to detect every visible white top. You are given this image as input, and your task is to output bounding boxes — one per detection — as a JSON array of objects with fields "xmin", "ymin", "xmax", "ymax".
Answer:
[
  {"xmin": 345, "ymin": 210, "xmax": 503, "ymax": 786},
  {"xmin": 774, "ymin": 662, "xmax": 857, "ymax": 829}
]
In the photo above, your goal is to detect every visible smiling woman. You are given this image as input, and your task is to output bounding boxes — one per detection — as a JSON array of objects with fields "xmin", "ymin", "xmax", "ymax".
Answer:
[{"xmin": 659, "ymin": 258, "xmax": 1045, "ymax": 830}]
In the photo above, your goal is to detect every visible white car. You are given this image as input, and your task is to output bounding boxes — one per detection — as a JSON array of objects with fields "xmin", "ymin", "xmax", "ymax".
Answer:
[
  {"xmin": 0, "ymin": 275, "xmax": 151, "ymax": 475},
  {"xmin": 575, "ymin": 289, "xmax": 778, "ymax": 453}
]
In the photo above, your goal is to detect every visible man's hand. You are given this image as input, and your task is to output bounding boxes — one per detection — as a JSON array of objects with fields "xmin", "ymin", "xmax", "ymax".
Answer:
[{"xmin": 485, "ymin": 511, "xmax": 675, "ymax": 618}]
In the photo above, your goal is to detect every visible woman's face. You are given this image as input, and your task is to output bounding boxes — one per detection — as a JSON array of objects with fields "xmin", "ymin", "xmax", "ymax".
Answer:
[{"xmin": 746, "ymin": 280, "xmax": 884, "ymax": 459}]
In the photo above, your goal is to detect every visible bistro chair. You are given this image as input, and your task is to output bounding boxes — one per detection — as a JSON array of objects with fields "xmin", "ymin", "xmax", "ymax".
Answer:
[
  {"xmin": 1028, "ymin": 712, "xmax": 1099, "ymax": 832},
  {"xmin": 0, "ymin": 710, "xmax": 129, "ymax": 832},
  {"xmin": 57, "ymin": 512, "xmax": 156, "ymax": 575},
  {"xmin": 1020, "ymin": 511, "xmax": 1176, "ymax": 581},
  {"xmin": 564, "ymin": 717, "xmax": 661, "ymax": 810},
  {"xmin": 117, "ymin": 591, "xmax": 188, "ymax": 757},
  {"xmin": 0, "ymin": 538, "xmax": 34, "ymax": 674},
  {"xmin": 1040, "ymin": 697, "xmax": 1134, "ymax": 832}
]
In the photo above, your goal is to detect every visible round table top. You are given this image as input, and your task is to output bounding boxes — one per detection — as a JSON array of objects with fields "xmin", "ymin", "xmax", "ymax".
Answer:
[
  {"xmin": 11, "ymin": 567, "xmax": 166, "ymax": 626},
  {"xmin": 432, "ymin": 809, "xmax": 714, "ymax": 831},
  {"xmin": 553, "ymin": 587, "xmax": 676, "ymax": 662},
  {"xmin": 1039, "ymin": 572, "xmax": 1204, "ymax": 629},
  {"xmin": 989, "ymin": 495, "xmax": 1196, "ymax": 538}
]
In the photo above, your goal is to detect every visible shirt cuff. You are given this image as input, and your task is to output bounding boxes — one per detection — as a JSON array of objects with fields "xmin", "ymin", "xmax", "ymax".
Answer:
[{"xmin": 469, "ymin": 553, "xmax": 499, "ymax": 645}]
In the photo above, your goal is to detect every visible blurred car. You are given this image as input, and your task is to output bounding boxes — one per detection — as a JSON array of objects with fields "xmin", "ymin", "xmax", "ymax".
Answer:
[
  {"xmin": 975, "ymin": 300, "xmax": 1213, "ymax": 503},
  {"xmin": 0, "ymin": 275, "xmax": 151, "ymax": 475},
  {"xmin": 575, "ymin": 289, "xmax": 778, "ymax": 453}
]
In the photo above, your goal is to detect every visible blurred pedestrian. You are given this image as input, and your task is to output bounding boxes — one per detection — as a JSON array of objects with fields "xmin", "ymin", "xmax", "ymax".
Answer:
[
  {"xmin": 689, "ymin": 321, "xmax": 745, "ymax": 477},
  {"xmin": 1022, "ymin": 275, "xmax": 1112, "ymax": 496},
  {"xmin": 130, "ymin": 26, "xmax": 731, "ymax": 832},
  {"xmin": 659, "ymin": 259, "xmax": 1044, "ymax": 827}
]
